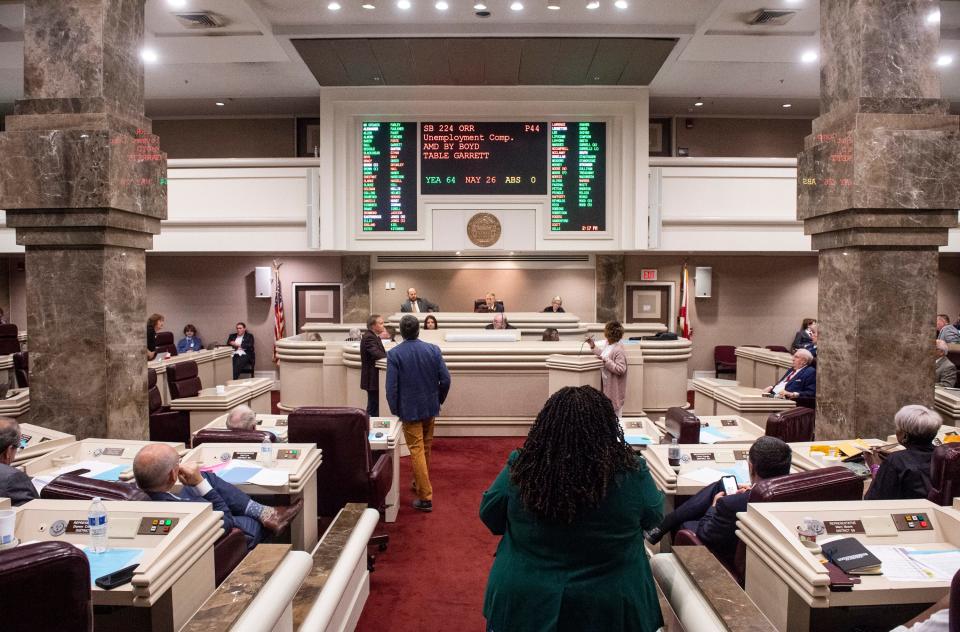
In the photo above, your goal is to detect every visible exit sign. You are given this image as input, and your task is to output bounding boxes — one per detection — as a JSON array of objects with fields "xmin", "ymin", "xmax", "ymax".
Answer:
[{"xmin": 641, "ymin": 269, "xmax": 658, "ymax": 281}]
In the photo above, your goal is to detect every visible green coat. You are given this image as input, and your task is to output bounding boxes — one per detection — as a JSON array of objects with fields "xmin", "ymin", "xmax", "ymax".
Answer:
[{"xmin": 481, "ymin": 450, "xmax": 664, "ymax": 632}]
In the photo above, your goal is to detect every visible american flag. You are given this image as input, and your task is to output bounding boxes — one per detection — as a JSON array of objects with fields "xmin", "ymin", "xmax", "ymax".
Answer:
[
  {"xmin": 273, "ymin": 266, "xmax": 285, "ymax": 364},
  {"xmin": 679, "ymin": 262, "xmax": 692, "ymax": 339}
]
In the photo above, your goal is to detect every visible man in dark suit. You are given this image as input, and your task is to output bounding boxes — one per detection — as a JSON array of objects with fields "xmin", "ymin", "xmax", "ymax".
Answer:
[
  {"xmin": 400, "ymin": 287, "xmax": 439, "ymax": 313},
  {"xmin": 386, "ymin": 315, "xmax": 451, "ymax": 513},
  {"xmin": 646, "ymin": 436, "xmax": 792, "ymax": 565},
  {"xmin": 0, "ymin": 418, "xmax": 38, "ymax": 506},
  {"xmin": 361, "ymin": 314, "xmax": 388, "ymax": 416},
  {"xmin": 484, "ymin": 313, "xmax": 516, "ymax": 330},
  {"xmin": 228, "ymin": 321, "xmax": 256, "ymax": 379},
  {"xmin": 543, "ymin": 296, "xmax": 565, "ymax": 313},
  {"xmin": 762, "ymin": 348, "xmax": 816, "ymax": 406},
  {"xmin": 134, "ymin": 443, "xmax": 302, "ymax": 550}
]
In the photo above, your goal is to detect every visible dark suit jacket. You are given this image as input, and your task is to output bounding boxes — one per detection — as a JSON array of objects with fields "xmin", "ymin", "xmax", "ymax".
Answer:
[
  {"xmin": 485, "ymin": 323, "xmax": 516, "ymax": 329},
  {"xmin": 228, "ymin": 332, "xmax": 256, "ymax": 365},
  {"xmin": 386, "ymin": 338, "xmax": 451, "ymax": 422},
  {"xmin": 864, "ymin": 442, "xmax": 934, "ymax": 501},
  {"xmin": 401, "ymin": 298, "xmax": 439, "ymax": 313},
  {"xmin": 695, "ymin": 487, "xmax": 750, "ymax": 562},
  {"xmin": 0, "ymin": 463, "xmax": 38, "ymax": 506},
  {"xmin": 146, "ymin": 472, "xmax": 237, "ymax": 535},
  {"xmin": 476, "ymin": 302, "xmax": 505, "ymax": 313},
  {"xmin": 774, "ymin": 365, "xmax": 816, "ymax": 399},
  {"xmin": 542, "ymin": 306, "xmax": 565, "ymax": 313},
  {"xmin": 360, "ymin": 329, "xmax": 387, "ymax": 391}
]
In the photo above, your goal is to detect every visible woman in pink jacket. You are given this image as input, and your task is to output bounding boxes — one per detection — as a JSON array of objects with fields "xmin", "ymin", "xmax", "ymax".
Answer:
[{"xmin": 587, "ymin": 321, "xmax": 628, "ymax": 417}]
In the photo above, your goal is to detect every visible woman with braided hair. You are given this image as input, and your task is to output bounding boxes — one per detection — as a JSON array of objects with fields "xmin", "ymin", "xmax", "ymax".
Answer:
[{"xmin": 480, "ymin": 386, "xmax": 664, "ymax": 632}]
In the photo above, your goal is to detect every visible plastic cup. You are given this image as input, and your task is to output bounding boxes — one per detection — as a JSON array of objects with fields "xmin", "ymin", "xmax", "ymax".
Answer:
[{"xmin": 0, "ymin": 509, "xmax": 15, "ymax": 546}]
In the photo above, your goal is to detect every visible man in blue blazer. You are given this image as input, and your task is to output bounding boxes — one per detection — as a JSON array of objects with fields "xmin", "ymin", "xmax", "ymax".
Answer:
[
  {"xmin": 386, "ymin": 315, "xmax": 451, "ymax": 513},
  {"xmin": 133, "ymin": 444, "xmax": 302, "ymax": 550},
  {"xmin": 763, "ymin": 347, "xmax": 816, "ymax": 406}
]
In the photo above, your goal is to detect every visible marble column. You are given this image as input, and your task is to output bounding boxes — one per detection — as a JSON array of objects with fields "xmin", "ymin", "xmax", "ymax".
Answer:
[
  {"xmin": 341, "ymin": 255, "xmax": 371, "ymax": 324},
  {"xmin": 0, "ymin": 0, "xmax": 165, "ymax": 439},
  {"xmin": 798, "ymin": 0, "xmax": 960, "ymax": 439},
  {"xmin": 595, "ymin": 254, "xmax": 624, "ymax": 323}
]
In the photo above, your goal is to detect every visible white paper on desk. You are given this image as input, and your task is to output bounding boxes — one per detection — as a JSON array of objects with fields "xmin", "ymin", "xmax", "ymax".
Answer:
[
  {"xmin": 906, "ymin": 549, "xmax": 960, "ymax": 581},
  {"xmin": 699, "ymin": 428, "xmax": 732, "ymax": 444},
  {"xmin": 681, "ymin": 467, "xmax": 729, "ymax": 485},
  {"xmin": 866, "ymin": 546, "xmax": 938, "ymax": 581},
  {"xmin": 32, "ymin": 460, "xmax": 118, "ymax": 494},
  {"xmin": 248, "ymin": 468, "xmax": 289, "ymax": 487}
]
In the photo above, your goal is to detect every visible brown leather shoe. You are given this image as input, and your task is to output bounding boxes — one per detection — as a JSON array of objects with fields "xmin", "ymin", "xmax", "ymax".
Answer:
[{"xmin": 260, "ymin": 497, "xmax": 304, "ymax": 536}]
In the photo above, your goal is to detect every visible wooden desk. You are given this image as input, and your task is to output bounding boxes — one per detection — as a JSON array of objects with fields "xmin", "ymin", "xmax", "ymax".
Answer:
[
  {"xmin": 148, "ymin": 348, "xmax": 236, "ymax": 406},
  {"xmin": 734, "ymin": 347, "xmax": 792, "ymax": 389},
  {"xmin": 654, "ymin": 414, "xmax": 766, "ymax": 445},
  {"xmin": 180, "ymin": 442, "xmax": 322, "ymax": 552},
  {"xmin": 692, "ymin": 378, "xmax": 795, "ymax": 424},
  {"xmin": 11, "ymin": 421, "xmax": 74, "ymax": 467},
  {"xmin": 12, "ymin": 499, "xmax": 221, "ymax": 632},
  {"xmin": 21, "ymin": 438, "xmax": 186, "ymax": 483},
  {"xmin": 168, "ymin": 378, "xmax": 273, "ymax": 433},
  {"xmin": 620, "ymin": 416, "xmax": 664, "ymax": 450},
  {"xmin": 0, "ymin": 387, "xmax": 29, "ymax": 419},
  {"xmin": 789, "ymin": 439, "xmax": 885, "ymax": 472},
  {"xmin": 739, "ymin": 500, "xmax": 958, "ymax": 632}
]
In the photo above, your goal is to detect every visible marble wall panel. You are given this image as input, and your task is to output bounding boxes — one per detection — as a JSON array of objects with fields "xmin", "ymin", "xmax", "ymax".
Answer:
[
  {"xmin": 596, "ymin": 254, "xmax": 624, "ymax": 324},
  {"xmin": 341, "ymin": 255, "xmax": 371, "ymax": 324}
]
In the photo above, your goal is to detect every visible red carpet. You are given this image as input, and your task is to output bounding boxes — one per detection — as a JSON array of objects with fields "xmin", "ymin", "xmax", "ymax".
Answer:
[{"xmin": 356, "ymin": 437, "xmax": 523, "ymax": 632}]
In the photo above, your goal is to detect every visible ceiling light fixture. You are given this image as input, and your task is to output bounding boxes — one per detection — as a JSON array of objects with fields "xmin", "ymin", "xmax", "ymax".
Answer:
[
  {"xmin": 782, "ymin": 103, "xmax": 792, "ymax": 108},
  {"xmin": 435, "ymin": 0, "xmax": 448, "ymax": 9},
  {"xmin": 927, "ymin": 9, "xmax": 941, "ymax": 25},
  {"xmin": 328, "ymin": 1, "xmax": 341, "ymax": 9},
  {"xmin": 801, "ymin": 50, "xmax": 818, "ymax": 63},
  {"xmin": 362, "ymin": 2, "xmax": 376, "ymax": 8},
  {"xmin": 693, "ymin": 101, "xmax": 704, "ymax": 107},
  {"xmin": 937, "ymin": 54, "xmax": 954, "ymax": 67},
  {"xmin": 546, "ymin": 0, "xmax": 560, "ymax": 8},
  {"xmin": 397, "ymin": 0, "xmax": 411, "ymax": 8},
  {"xmin": 166, "ymin": 0, "xmax": 187, "ymax": 7},
  {"xmin": 215, "ymin": 101, "xmax": 225, "ymax": 106},
  {"xmin": 614, "ymin": 0, "xmax": 627, "ymax": 8},
  {"xmin": 140, "ymin": 48, "xmax": 158, "ymax": 63},
  {"xmin": 474, "ymin": 1, "xmax": 487, "ymax": 8},
  {"xmin": 586, "ymin": 0, "xmax": 599, "ymax": 8},
  {"xmin": 510, "ymin": 1, "xmax": 523, "ymax": 10}
]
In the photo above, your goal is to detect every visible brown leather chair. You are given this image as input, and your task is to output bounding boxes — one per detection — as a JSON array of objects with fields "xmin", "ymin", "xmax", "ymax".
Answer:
[
  {"xmin": 764, "ymin": 407, "xmax": 815, "ymax": 443},
  {"xmin": 675, "ymin": 466, "xmax": 863, "ymax": 584},
  {"xmin": 0, "ymin": 323, "xmax": 20, "ymax": 356},
  {"xmin": 39, "ymin": 474, "xmax": 247, "ymax": 586},
  {"xmin": 473, "ymin": 298, "xmax": 505, "ymax": 313},
  {"xmin": 765, "ymin": 345, "xmax": 789, "ymax": 353},
  {"xmin": 148, "ymin": 368, "xmax": 191, "ymax": 444},
  {"xmin": 927, "ymin": 444, "xmax": 960, "ymax": 506},
  {"xmin": 193, "ymin": 427, "xmax": 278, "ymax": 448},
  {"xmin": 714, "ymin": 345, "xmax": 737, "ymax": 377},
  {"xmin": 155, "ymin": 331, "xmax": 178, "ymax": 356},
  {"xmin": 167, "ymin": 360, "xmax": 202, "ymax": 400},
  {"xmin": 0, "ymin": 541, "xmax": 92, "ymax": 632},
  {"xmin": 950, "ymin": 567, "xmax": 960, "ymax": 632},
  {"xmin": 665, "ymin": 406, "xmax": 700, "ymax": 444},
  {"xmin": 13, "ymin": 350, "xmax": 27, "ymax": 388}
]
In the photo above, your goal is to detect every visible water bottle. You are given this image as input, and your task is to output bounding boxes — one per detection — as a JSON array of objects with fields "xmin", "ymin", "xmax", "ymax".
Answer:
[
  {"xmin": 88, "ymin": 497, "xmax": 108, "ymax": 553},
  {"xmin": 260, "ymin": 436, "xmax": 275, "ymax": 467},
  {"xmin": 668, "ymin": 437, "xmax": 681, "ymax": 468}
]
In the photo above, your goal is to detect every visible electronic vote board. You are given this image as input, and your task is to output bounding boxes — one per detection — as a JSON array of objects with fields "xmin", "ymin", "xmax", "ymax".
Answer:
[{"xmin": 361, "ymin": 120, "xmax": 606, "ymax": 233}]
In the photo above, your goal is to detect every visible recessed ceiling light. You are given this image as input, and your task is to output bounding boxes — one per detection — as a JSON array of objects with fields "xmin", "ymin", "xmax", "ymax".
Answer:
[
  {"xmin": 782, "ymin": 103, "xmax": 792, "ymax": 108},
  {"xmin": 937, "ymin": 54, "xmax": 954, "ymax": 67},
  {"xmin": 166, "ymin": 0, "xmax": 187, "ymax": 7},
  {"xmin": 801, "ymin": 50, "xmax": 818, "ymax": 63},
  {"xmin": 328, "ymin": 1, "xmax": 341, "ymax": 9},
  {"xmin": 435, "ymin": 0, "xmax": 448, "ymax": 9},
  {"xmin": 362, "ymin": 2, "xmax": 376, "ymax": 8},
  {"xmin": 474, "ymin": 1, "xmax": 487, "ymax": 7},
  {"xmin": 215, "ymin": 101, "xmax": 225, "ymax": 106},
  {"xmin": 510, "ymin": 1, "xmax": 523, "ymax": 10},
  {"xmin": 614, "ymin": 0, "xmax": 627, "ymax": 8},
  {"xmin": 80, "ymin": 134, "xmax": 89, "ymax": 139},
  {"xmin": 140, "ymin": 48, "xmax": 158, "ymax": 63},
  {"xmin": 693, "ymin": 101, "xmax": 704, "ymax": 107},
  {"xmin": 456, "ymin": 251, "xmax": 462, "ymax": 255},
  {"xmin": 397, "ymin": 0, "xmax": 411, "ymax": 8},
  {"xmin": 546, "ymin": 0, "xmax": 559, "ymax": 8},
  {"xmin": 927, "ymin": 9, "xmax": 941, "ymax": 25},
  {"xmin": 586, "ymin": 0, "xmax": 599, "ymax": 8}
]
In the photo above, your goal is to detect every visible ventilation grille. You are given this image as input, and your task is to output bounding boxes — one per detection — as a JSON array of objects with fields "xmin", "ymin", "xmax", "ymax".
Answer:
[
  {"xmin": 747, "ymin": 9, "xmax": 797, "ymax": 26},
  {"xmin": 376, "ymin": 254, "xmax": 591, "ymax": 263},
  {"xmin": 173, "ymin": 11, "xmax": 226, "ymax": 29}
]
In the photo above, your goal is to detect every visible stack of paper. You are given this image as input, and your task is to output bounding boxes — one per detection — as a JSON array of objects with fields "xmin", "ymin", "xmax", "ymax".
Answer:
[
  {"xmin": 699, "ymin": 427, "xmax": 733, "ymax": 444},
  {"xmin": 207, "ymin": 461, "xmax": 289, "ymax": 487},
  {"xmin": 864, "ymin": 546, "xmax": 960, "ymax": 582}
]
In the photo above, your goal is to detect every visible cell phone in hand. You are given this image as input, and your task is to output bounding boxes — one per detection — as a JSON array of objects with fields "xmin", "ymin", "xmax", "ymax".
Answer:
[{"xmin": 720, "ymin": 475, "xmax": 738, "ymax": 496}]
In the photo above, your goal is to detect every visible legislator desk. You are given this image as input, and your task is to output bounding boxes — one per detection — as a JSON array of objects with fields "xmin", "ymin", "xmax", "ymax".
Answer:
[
  {"xmin": 0, "ymin": 386, "xmax": 30, "ymax": 419},
  {"xmin": 168, "ymin": 377, "xmax": 273, "ymax": 434},
  {"xmin": 645, "ymin": 442, "xmax": 757, "ymax": 515},
  {"xmin": 21, "ymin": 438, "xmax": 186, "ymax": 485},
  {"xmin": 148, "ymin": 347, "xmax": 234, "ymax": 406},
  {"xmin": 933, "ymin": 386, "xmax": 960, "ymax": 427},
  {"xmin": 735, "ymin": 346, "xmax": 793, "ymax": 389},
  {"xmin": 885, "ymin": 421, "xmax": 960, "ymax": 445},
  {"xmin": 10, "ymin": 499, "xmax": 223, "ymax": 632},
  {"xmin": 620, "ymin": 416, "xmax": 664, "ymax": 449},
  {"xmin": 789, "ymin": 438, "xmax": 886, "ymax": 472},
  {"xmin": 179, "ymin": 442, "xmax": 322, "ymax": 552},
  {"xmin": 692, "ymin": 377, "xmax": 795, "ymax": 425},
  {"xmin": 10, "ymin": 420, "xmax": 74, "ymax": 467},
  {"xmin": 654, "ymin": 413, "xmax": 766, "ymax": 445},
  {"xmin": 738, "ymin": 499, "xmax": 960, "ymax": 632},
  {"xmin": 197, "ymin": 411, "xmax": 404, "ymax": 523}
]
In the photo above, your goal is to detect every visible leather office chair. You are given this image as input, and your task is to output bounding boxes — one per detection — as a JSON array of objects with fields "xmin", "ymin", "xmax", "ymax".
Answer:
[
  {"xmin": 167, "ymin": 360, "xmax": 202, "ymax": 400},
  {"xmin": 765, "ymin": 345, "xmax": 789, "ymax": 353},
  {"xmin": 0, "ymin": 323, "xmax": 20, "ymax": 356},
  {"xmin": 236, "ymin": 355, "xmax": 255, "ymax": 378},
  {"xmin": 193, "ymin": 427, "xmax": 277, "ymax": 448},
  {"xmin": 714, "ymin": 345, "xmax": 737, "ymax": 377},
  {"xmin": 665, "ymin": 406, "xmax": 700, "ymax": 444},
  {"xmin": 287, "ymin": 406, "xmax": 392, "ymax": 568},
  {"xmin": 674, "ymin": 466, "xmax": 863, "ymax": 585},
  {"xmin": 13, "ymin": 350, "xmax": 27, "ymax": 388},
  {"xmin": 148, "ymin": 368, "xmax": 191, "ymax": 444},
  {"xmin": 764, "ymin": 407, "xmax": 815, "ymax": 443},
  {"xmin": 473, "ymin": 299, "xmax": 505, "ymax": 313},
  {"xmin": 0, "ymin": 541, "xmax": 92, "ymax": 632},
  {"xmin": 40, "ymin": 474, "xmax": 248, "ymax": 586},
  {"xmin": 155, "ymin": 331, "xmax": 178, "ymax": 356},
  {"xmin": 950, "ymin": 568, "xmax": 960, "ymax": 632},
  {"xmin": 927, "ymin": 444, "xmax": 960, "ymax": 506}
]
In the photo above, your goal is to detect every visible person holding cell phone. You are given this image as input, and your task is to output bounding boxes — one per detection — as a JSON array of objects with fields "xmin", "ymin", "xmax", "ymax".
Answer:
[{"xmin": 646, "ymin": 436, "xmax": 792, "ymax": 567}]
